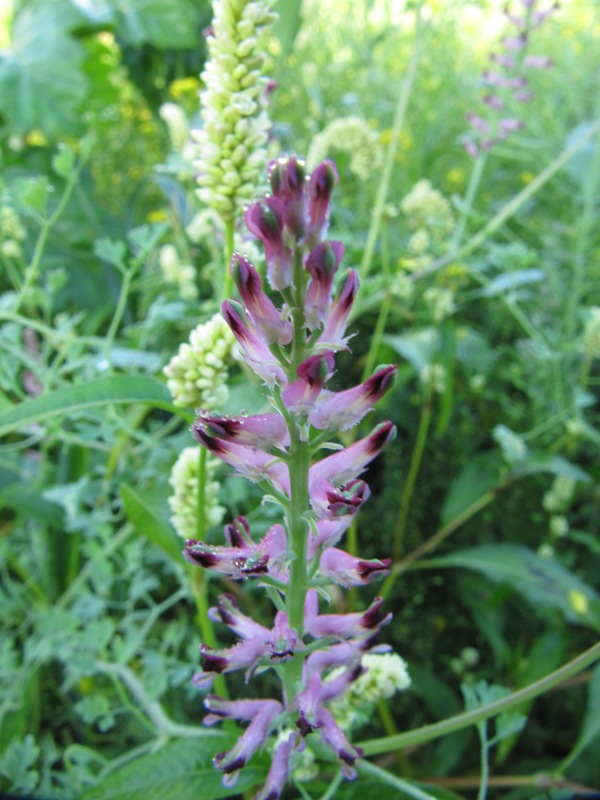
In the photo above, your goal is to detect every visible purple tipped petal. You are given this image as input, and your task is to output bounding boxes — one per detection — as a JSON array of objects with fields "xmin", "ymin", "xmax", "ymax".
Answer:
[
  {"xmin": 244, "ymin": 197, "xmax": 293, "ymax": 290},
  {"xmin": 318, "ymin": 707, "xmax": 363, "ymax": 779},
  {"xmin": 306, "ymin": 160, "xmax": 338, "ymax": 244},
  {"xmin": 310, "ymin": 365, "xmax": 397, "ymax": 431},
  {"xmin": 254, "ymin": 733, "xmax": 295, "ymax": 800},
  {"xmin": 309, "ymin": 421, "xmax": 396, "ymax": 489},
  {"xmin": 316, "ymin": 269, "xmax": 359, "ymax": 351},
  {"xmin": 319, "ymin": 548, "xmax": 391, "ymax": 587},
  {"xmin": 304, "ymin": 241, "xmax": 345, "ymax": 329},
  {"xmin": 211, "ymin": 594, "xmax": 272, "ymax": 639},
  {"xmin": 231, "ymin": 254, "xmax": 292, "ymax": 345},
  {"xmin": 194, "ymin": 411, "xmax": 289, "ymax": 451},
  {"xmin": 309, "ymin": 477, "xmax": 371, "ymax": 520},
  {"xmin": 192, "ymin": 425, "xmax": 290, "ymax": 489},
  {"xmin": 206, "ymin": 697, "xmax": 282, "ymax": 784},
  {"xmin": 266, "ymin": 611, "xmax": 297, "ymax": 660},
  {"xmin": 282, "ymin": 352, "xmax": 335, "ymax": 414},
  {"xmin": 307, "ymin": 517, "xmax": 353, "ymax": 559},
  {"xmin": 523, "ymin": 54, "xmax": 553, "ymax": 69},
  {"xmin": 222, "ymin": 300, "xmax": 287, "ymax": 386},
  {"xmin": 268, "ymin": 155, "xmax": 308, "ymax": 239},
  {"xmin": 305, "ymin": 594, "xmax": 391, "ymax": 639}
]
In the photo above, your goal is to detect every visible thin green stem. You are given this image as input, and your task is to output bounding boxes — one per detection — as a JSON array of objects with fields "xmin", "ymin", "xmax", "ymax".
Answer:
[
  {"xmin": 222, "ymin": 218, "xmax": 235, "ymax": 299},
  {"xmin": 358, "ymin": 761, "xmax": 440, "ymax": 800},
  {"xmin": 358, "ymin": 639, "xmax": 600, "ymax": 756},
  {"xmin": 103, "ymin": 268, "xmax": 134, "ymax": 357},
  {"xmin": 15, "ymin": 163, "xmax": 83, "ymax": 315},
  {"xmin": 360, "ymin": 2, "xmax": 423, "ymax": 279},
  {"xmin": 450, "ymin": 152, "xmax": 488, "ymax": 251},
  {"xmin": 392, "ymin": 383, "xmax": 433, "ymax": 561}
]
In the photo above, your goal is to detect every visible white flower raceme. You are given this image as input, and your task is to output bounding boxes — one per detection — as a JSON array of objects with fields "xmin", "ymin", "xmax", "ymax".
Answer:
[
  {"xmin": 193, "ymin": 0, "xmax": 277, "ymax": 219},
  {"xmin": 401, "ymin": 179, "xmax": 454, "ymax": 237},
  {"xmin": 307, "ymin": 116, "xmax": 383, "ymax": 180},
  {"xmin": 163, "ymin": 313, "xmax": 239, "ymax": 408},
  {"xmin": 159, "ymin": 102, "xmax": 190, "ymax": 153},
  {"xmin": 328, "ymin": 653, "xmax": 411, "ymax": 730},
  {"xmin": 169, "ymin": 447, "xmax": 225, "ymax": 538}
]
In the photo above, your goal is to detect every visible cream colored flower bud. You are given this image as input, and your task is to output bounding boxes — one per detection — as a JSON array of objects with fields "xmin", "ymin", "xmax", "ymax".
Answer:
[{"xmin": 168, "ymin": 447, "xmax": 225, "ymax": 538}]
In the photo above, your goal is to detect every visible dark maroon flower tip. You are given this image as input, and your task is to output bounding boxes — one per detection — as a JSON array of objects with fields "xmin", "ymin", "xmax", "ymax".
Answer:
[
  {"xmin": 339, "ymin": 745, "xmax": 363, "ymax": 765},
  {"xmin": 361, "ymin": 597, "xmax": 388, "ymax": 629},
  {"xmin": 225, "ymin": 517, "xmax": 251, "ymax": 548},
  {"xmin": 357, "ymin": 558, "xmax": 391, "ymax": 580},
  {"xmin": 368, "ymin": 421, "xmax": 396, "ymax": 453},
  {"xmin": 200, "ymin": 646, "xmax": 228, "ymax": 674},
  {"xmin": 214, "ymin": 753, "xmax": 246, "ymax": 774},
  {"xmin": 296, "ymin": 713, "xmax": 316, "ymax": 736},
  {"xmin": 215, "ymin": 593, "xmax": 240, "ymax": 625},
  {"xmin": 183, "ymin": 543, "xmax": 219, "ymax": 568}
]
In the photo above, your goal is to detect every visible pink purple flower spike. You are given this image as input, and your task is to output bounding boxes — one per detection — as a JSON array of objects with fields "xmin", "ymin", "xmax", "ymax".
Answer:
[
  {"xmin": 464, "ymin": 0, "xmax": 556, "ymax": 156},
  {"xmin": 183, "ymin": 157, "xmax": 398, "ymax": 795}
]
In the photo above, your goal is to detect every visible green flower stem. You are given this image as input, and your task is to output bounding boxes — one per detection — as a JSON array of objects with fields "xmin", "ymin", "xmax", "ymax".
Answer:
[
  {"xmin": 392, "ymin": 382, "xmax": 434, "ymax": 561},
  {"xmin": 358, "ymin": 639, "xmax": 600, "ymax": 756},
  {"xmin": 360, "ymin": 1, "xmax": 423, "ymax": 279},
  {"xmin": 190, "ymin": 567, "xmax": 228, "ymax": 700},
  {"xmin": 450, "ymin": 151, "xmax": 488, "ymax": 251},
  {"xmin": 222, "ymin": 217, "xmax": 235, "ymax": 300},
  {"xmin": 358, "ymin": 761, "xmax": 439, "ymax": 800},
  {"xmin": 362, "ymin": 220, "xmax": 393, "ymax": 382},
  {"xmin": 15, "ymin": 160, "xmax": 83, "ymax": 315},
  {"xmin": 412, "ymin": 118, "xmax": 600, "ymax": 285}
]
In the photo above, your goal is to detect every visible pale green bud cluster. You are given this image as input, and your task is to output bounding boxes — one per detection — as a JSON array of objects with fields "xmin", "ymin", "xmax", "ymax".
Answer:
[
  {"xmin": 0, "ymin": 205, "xmax": 26, "ymax": 260},
  {"xmin": 582, "ymin": 307, "xmax": 600, "ymax": 359},
  {"xmin": 549, "ymin": 515, "xmax": 569, "ymax": 538},
  {"xmin": 168, "ymin": 447, "xmax": 226, "ymax": 538},
  {"xmin": 163, "ymin": 313, "xmax": 239, "ymax": 408},
  {"xmin": 193, "ymin": 0, "xmax": 277, "ymax": 219},
  {"xmin": 423, "ymin": 286, "xmax": 456, "ymax": 323},
  {"xmin": 493, "ymin": 424, "xmax": 528, "ymax": 465},
  {"xmin": 159, "ymin": 244, "xmax": 198, "ymax": 300},
  {"xmin": 543, "ymin": 475, "xmax": 576, "ymax": 513},
  {"xmin": 307, "ymin": 116, "xmax": 383, "ymax": 180},
  {"xmin": 420, "ymin": 363, "xmax": 447, "ymax": 394},
  {"xmin": 328, "ymin": 653, "xmax": 411, "ymax": 730},
  {"xmin": 401, "ymin": 180, "xmax": 454, "ymax": 270}
]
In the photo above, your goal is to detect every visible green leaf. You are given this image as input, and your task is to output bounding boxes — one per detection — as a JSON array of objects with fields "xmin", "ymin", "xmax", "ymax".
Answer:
[
  {"xmin": 441, "ymin": 452, "xmax": 504, "ymax": 526},
  {"xmin": 0, "ymin": 734, "xmax": 40, "ymax": 792},
  {"xmin": 94, "ymin": 237, "xmax": 128, "ymax": 271},
  {"xmin": 353, "ymin": 764, "xmax": 463, "ymax": 800},
  {"xmin": 455, "ymin": 326, "xmax": 495, "ymax": 377},
  {"xmin": 0, "ymin": 376, "xmax": 173, "ymax": 439},
  {"xmin": 479, "ymin": 269, "xmax": 545, "ymax": 297},
  {"xmin": 564, "ymin": 662, "xmax": 600, "ymax": 767},
  {"xmin": 274, "ymin": 0, "xmax": 304, "ymax": 51},
  {"xmin": 80, "ymin": 738, "xmax": 265, "ymax": 800},
  {"xmin": 428, "ymin": 544, "xmax": 600, "ymax": 631},
  {"xmin": 120, "ymin": 483, "xmax": 182, "ymax": 563},
  {"xmin": 384, "ymin": 328, "xmax": 439, "ymax": 371},
  {"xmin": 52, "ymin": 143, "xmax": 77, "ymax": 179},
  {"xmin": 15, "ymin": 176, "xmax": 50, "ymax": 216},
  {"xmin": 111, "ymin": 0, "xmax": 202, "ymax": 49},
  {"xmin": 0, "ymin": 4, "xmax": 88, "ymax": 136}
]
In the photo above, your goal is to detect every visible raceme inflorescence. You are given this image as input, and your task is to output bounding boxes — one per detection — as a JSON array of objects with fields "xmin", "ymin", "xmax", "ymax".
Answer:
[{"xmin": 182, "ymin": 156, "xmax": 399, "ymax": 798}]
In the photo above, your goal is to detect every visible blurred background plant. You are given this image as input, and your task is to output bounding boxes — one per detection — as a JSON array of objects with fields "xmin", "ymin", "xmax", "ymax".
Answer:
[{"xmin": 1, "ymin": 0, "xmax": 600, "ymax": 798}]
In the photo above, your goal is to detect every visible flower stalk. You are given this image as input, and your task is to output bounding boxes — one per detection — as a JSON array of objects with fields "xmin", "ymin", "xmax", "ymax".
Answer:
[{"xmin": 182, "ymin": 156, "xmax": 399, "ymax": 797}]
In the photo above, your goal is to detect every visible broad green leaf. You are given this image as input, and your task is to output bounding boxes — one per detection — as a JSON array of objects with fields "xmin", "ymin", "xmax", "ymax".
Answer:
[
  {"xmin": 274, "ymin": 0, "xmax": 303, "ymax": 51},
  {"xmin": 120, "ymin": 483, "xmax": 182, "ymax": 563},
  {"xmin": 111, "ymin": 0, "xmax": 202, "ymax": 49},
  {"xmin": 15, "ymin": 176, "xmax": 50, "ymax": 216},
  {"xmin": 511, "ymin": 453, "xmax": 590, "ymax": 482},
  {"xmin": 0, "ymin": 376, "xmax": 173, "ymax": 438},
  {"xmin": 454, "ymin": 326, "xmax": 495, "ymax": 377},
  {"xmin": 0, "ymin": 4, "xmax": 88, "ymax": 136},
  {"xmin": 80, "ymin": 738, "xmax": 264, "ymax": 800},
  {"xmin": 428, "ymin": 544, "xmax": 600, "ymax": 631},
  {"xmin": 441, "ymin": 452, "xmax": 504, "ymax": 526}
]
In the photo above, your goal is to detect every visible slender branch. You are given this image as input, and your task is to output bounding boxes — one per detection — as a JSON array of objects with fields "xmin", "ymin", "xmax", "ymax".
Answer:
[{"xmin": 358, "ymin": 639, "xmax": 600, "ymax": 756}]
